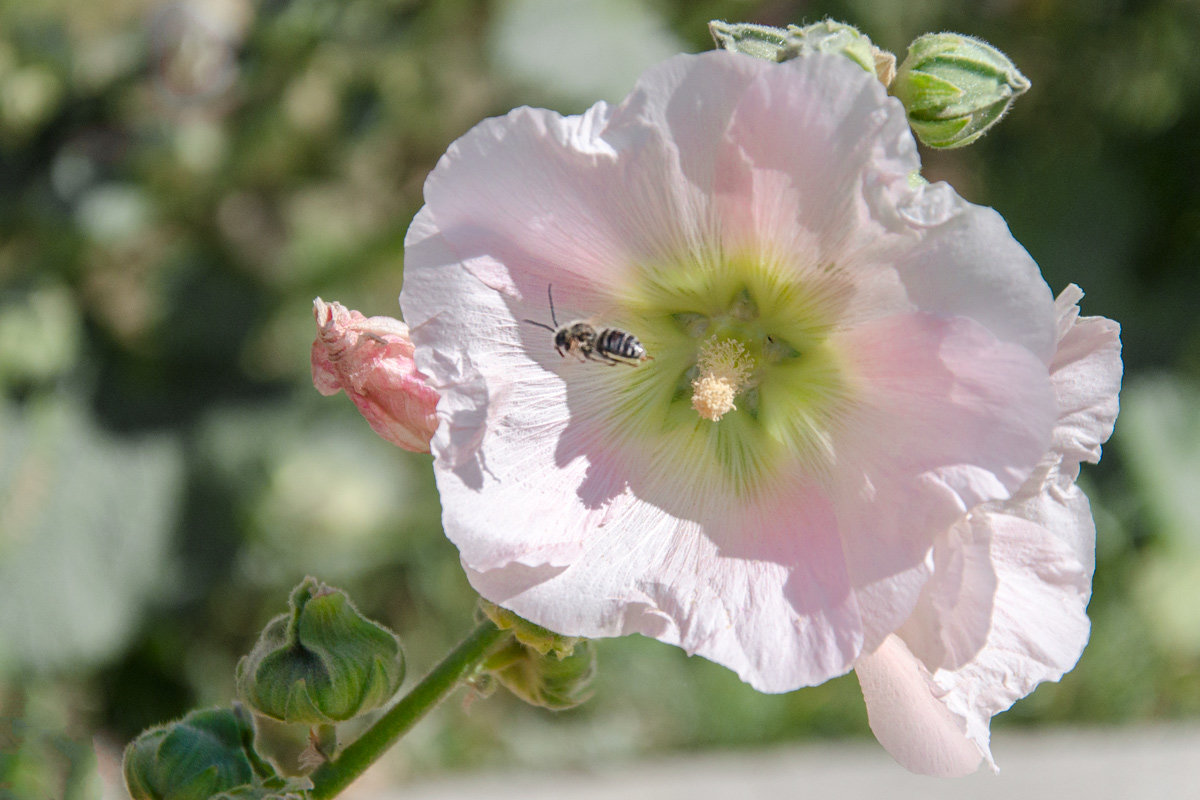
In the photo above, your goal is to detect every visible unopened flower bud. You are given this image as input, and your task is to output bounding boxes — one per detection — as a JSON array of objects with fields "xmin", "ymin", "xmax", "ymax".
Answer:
[
  {"xmin": 484, "ymin": 638, "xmax": 597, "ymax": 711},
  {"xmin": 236, "ymin": 578, "xmax": 405, "ymax": 725},
  {"xmin": 123, "ymin": 706, "xmax": 262, "ymax": 800},
  {"xmin": 891, "ymin": 32, "xmax": 1031, "ymax": 148},
  {"xmin": 311, "ymin": 298, "xmax": 439, "ymax": 453},
  {"xmin": 477, "ymin": 600, "xmax": 595, "ymax": 710},
  {"xmin": 710, "ymin": 19, "xmax": 895, "ymax": 85}
]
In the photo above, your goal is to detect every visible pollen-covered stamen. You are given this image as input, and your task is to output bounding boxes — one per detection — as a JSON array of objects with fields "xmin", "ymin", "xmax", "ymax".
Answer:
[{"xmin": 691, "ymin": 337, "xmax": 755, "ymax": 422}]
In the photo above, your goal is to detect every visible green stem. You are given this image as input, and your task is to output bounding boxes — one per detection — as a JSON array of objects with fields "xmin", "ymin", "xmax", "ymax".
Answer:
[{"xmin": 308, "ymin": 619, "xmax": 510, "ymax": 799}]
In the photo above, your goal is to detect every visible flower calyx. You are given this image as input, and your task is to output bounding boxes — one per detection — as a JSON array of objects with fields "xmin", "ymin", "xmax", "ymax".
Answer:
[
  {"xmin": 709, "ymin": 19, "xmax": 896, "ymax": 86},
  {"xmin": 891, "ymin": 32, "xmax": 1030, "ymax": 148},
  {"xmin": 477, "ymin": 600, "xmax": 596, "ymax": 711},
  {"xmin": 236, "ymin": 577, "xmax": 405, "ymax": 727}
]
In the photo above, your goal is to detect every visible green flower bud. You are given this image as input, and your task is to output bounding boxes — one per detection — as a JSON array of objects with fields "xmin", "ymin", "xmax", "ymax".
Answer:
[
  {"xmin": 709, "ymin": 19, "xmax": 896, "ymax": 85},
  {"xmin": 891, "ymin": 32, "xmax": 1031, "ymax": 148},
  {"xmin": 478, "ymin": 599, "xmax": 583, "ymax": 658},
  {"xmin": 484, "ymin": 638, "xmax": 598, "ymax": 711},
  {"xmin": 123, "ymin": 706, "xmax": 263, "ymax": 800},
  {"xmin": 477, "ymin": 600, "xmax": 596, "ymax": 710},
  {"xmin": 236, "ymin": 577, "xmax": 405, "ymax": 725}
]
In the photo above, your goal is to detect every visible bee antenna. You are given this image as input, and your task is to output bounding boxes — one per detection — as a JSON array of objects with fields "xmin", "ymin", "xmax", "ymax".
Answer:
[
  {"xmin": 547, "ymin": 284, "xmax": 559, "ymax": 327},
  {"xmin": 523, "ymin": 318, "xmax": 556, "ymax": 332}
]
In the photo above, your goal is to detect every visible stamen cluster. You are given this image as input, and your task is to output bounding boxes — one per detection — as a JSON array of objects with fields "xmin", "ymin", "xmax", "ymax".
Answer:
[{"xmin": 691, "ymin": 337, "xmax": 754, "ymax": 421}]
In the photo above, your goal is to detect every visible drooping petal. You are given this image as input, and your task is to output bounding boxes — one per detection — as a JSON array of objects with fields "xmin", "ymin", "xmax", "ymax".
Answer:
[
  {"xmin": 859, "ymin": 486, "xmax": 1094, "ymax": 775},
  {"xmin": 856, "ymin": 635, "xmax": 984, "ymax": 777}
]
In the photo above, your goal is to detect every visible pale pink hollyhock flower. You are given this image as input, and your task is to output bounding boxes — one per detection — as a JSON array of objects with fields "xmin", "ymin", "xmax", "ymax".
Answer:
[
  {"xmin": 311, "ymin": 298, "xmax": 439, "ymax": 453},
  {"xmin": 856, "ymin": 285, "xmax": 1121, "ymax": 774},
  {"xmin": 398, "ymin": 51, "xmax": 1121, "ymax": 771}
]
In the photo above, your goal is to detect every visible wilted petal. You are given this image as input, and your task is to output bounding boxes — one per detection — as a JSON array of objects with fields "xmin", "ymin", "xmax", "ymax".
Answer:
[{"xmin": 311, "ymin": 298, "xmax": 439, "ymax": 453}]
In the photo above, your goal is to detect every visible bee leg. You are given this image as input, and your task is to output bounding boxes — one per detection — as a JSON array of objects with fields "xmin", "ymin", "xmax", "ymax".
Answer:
[{"xmin": 590, "ymin": 347, "xmax": 619, "ymax": 364}]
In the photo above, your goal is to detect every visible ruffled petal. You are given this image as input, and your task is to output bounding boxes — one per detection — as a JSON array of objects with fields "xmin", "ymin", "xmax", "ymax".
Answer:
[
  {"xmin": 939, "ymin": 487, "xmax": 1094, "ymax": 769},
  {"xmin": 1048, "ymin": 285, "xmax": 1122, "ymax": 480},
  {"xmin": 881, "ymin": 196, "xmax": 1057, "ymax": 363},
  {"xmin": 713, "ymin": 53, "xmax": 917, "ymax": 265},
  {"xmin": 468, "ymin": 471, "xmax": 864, "ymax": 692},
  {"xmin": 860, "ymin": 484, "xmax": 1093, "ymax": 775}
]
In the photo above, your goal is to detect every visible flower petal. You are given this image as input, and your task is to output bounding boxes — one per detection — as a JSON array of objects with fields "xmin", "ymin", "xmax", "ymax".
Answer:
[
  {"xmin": 831, "ymin": 312, "xmax": 1056, "ymax": 649},
  {"xmin": 882, "ymin": 194, "xmax": 1057, "ymax": 363},
  {"xmin": 414, "ymin": 53, "xmax": 777, "ymax": 312},
  {"xmin": 713, "ymin": 52, "xmax": 917, "ymax": 263},
  {"xmin": 467, "ymin": 472, "xmax": 865, "ymax": 692},
  {"xmin": 942, "ymin": 488, "xmax": 1094, "ymax": 768}
]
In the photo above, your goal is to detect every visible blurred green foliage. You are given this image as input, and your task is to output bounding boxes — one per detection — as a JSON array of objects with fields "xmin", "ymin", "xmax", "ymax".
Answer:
[{"xmin": 2, "ymin": 0, "xmax": 1199, "ymax": 796}]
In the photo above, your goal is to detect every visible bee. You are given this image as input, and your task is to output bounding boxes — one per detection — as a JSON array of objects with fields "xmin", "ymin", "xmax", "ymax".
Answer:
[{"xmin": 523, "ymin": 285, "xmax": 649, "ymax": 366}]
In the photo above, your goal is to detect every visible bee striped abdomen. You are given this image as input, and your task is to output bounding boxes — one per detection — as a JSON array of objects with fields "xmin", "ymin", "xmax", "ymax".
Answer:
[{"xmin": 597, "ymin": 328, "xmax": 646, "ymax": 361}]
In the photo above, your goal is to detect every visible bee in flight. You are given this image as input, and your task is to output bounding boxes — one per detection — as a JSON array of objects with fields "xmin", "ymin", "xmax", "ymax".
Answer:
[{"xmin": 524, "ymin": 285, "xmax": 649, "ymax": 366}]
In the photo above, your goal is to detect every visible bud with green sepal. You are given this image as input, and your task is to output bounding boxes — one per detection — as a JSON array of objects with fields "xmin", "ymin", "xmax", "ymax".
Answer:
[
  {"xmin": 236, "ymin": 577, "xmax": 405, "ymax": 727},
  {"xmin": 477, "ymin": 600, "xmax": 596, "ymax": 710},
  {"xmin": 123, "ymin": 705, "xmax": 274, "ymax": 800},
  {"xmin": 891, "ymin": 32, "xmax": 1031, "ymax": 148},
  {"xmin": 483, "ymin": 637, "xmax": 597, "ymax": 711},
  {"xmin": 709, "ymin": 19, "xmax": 896, "ymax": 85}
]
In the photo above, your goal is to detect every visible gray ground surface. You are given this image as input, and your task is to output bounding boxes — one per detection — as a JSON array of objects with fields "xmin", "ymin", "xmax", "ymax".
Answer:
[{"xmin": 349, "ymin": 725, "xmax": 1200, "ymax": 800}]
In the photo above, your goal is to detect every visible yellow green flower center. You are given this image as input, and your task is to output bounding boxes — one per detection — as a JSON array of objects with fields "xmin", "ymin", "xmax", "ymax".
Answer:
[{"xmin": 582, "ymin": 252, "xmax": 855, "ymax": 499}]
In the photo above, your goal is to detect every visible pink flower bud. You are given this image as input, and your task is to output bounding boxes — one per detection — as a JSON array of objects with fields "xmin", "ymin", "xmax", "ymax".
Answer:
[{"xmin": 311, "ymin": 298, "xmax": 439, "ymax": 453}]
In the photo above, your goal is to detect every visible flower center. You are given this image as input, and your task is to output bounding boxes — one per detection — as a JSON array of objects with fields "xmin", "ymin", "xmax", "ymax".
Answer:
[
  {"xmin": 691, "ymin": 337, "xmax": 754, "ymax": 421},
  {"xmin": 582, "ymin": 252, "xmax": 854, "ymax": 498}
]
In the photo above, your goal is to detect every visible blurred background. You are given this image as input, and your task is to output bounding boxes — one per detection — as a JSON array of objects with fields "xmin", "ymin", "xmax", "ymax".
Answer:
[{"xmin": 1, "ymin": 0, "xmax": 1198, "ymax": 797}]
